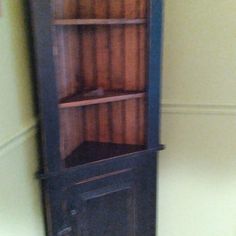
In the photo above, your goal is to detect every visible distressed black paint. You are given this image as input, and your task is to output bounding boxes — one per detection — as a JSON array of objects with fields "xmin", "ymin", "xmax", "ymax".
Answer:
[{"xmin": 29, "ymin": 0, "xmax": 163, "ymax": 235}]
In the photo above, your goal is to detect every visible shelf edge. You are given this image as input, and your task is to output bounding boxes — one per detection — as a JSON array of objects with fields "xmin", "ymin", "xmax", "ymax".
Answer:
[
  {"xmin": 54, "ymin": 18, "xmax": 147, "ymax": 26},
  {"xmin": 59, "ymin": 92, "xmax": 145, "ymax": 109}
]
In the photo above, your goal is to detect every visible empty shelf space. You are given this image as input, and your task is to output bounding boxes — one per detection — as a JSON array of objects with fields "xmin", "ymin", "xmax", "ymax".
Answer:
[
  {"xmin": 54, "ymin": 18, "xmax": 147, "ymax": 26},
  {"xmin": 65, "ymin": 141, "xmax": 145, "ymax": 167},
  {"xmin": 59, "ymin": 90, "xmax": 145, "ymax": 109}
]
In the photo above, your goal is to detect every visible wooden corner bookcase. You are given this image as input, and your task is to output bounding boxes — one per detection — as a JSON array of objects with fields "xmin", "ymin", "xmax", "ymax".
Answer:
[{"xmin": 30, "ymin": 0, "xmax": 163, "ymax": 235}]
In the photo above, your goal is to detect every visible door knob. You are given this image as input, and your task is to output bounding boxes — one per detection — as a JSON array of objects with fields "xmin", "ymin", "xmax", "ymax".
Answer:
[
  {"xmin": 70, "ymin": 209, "xmax": 78, "ymax": 216},
  {"xmin": 57, "ymin": 226, "xmax": 72, "ymax": 236}
]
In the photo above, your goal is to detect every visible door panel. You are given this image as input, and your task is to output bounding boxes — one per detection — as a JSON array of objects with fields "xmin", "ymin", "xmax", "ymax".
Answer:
[
  {"xmin": 76, "ymin": 185, "xmax": 135, "ymax": 236},
  {"xmin": 47, "ymin": 151, "xmax": 157, "ymax": 236},
  {"xmin": 64, "ymin": 169, "xmax": 136, "ymax": 236}
]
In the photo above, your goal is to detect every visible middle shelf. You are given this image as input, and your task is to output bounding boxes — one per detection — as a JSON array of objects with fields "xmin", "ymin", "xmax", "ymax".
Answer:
[{"xmin": 59, "ymin": 90, "xmax": 145, "ymax": 109}]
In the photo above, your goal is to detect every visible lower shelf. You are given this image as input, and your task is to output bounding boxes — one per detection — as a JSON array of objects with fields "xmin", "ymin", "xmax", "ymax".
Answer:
[{"xmin": 65, "ymin": 141, "xmax": 145, "ymax": 168}]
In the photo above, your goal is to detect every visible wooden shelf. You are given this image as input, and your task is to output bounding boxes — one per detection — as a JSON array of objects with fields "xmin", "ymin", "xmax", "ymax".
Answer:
[
  {"xmin": 54, "ymin": 18, "xmax": 147, "ymax": 26},
  {"xmin": 65, "ymin": 141, "xmax": 145, "ymax": 167},
  {"xmin": 59, "ymin": 90, "xmax": 145, "ymax": 109}
]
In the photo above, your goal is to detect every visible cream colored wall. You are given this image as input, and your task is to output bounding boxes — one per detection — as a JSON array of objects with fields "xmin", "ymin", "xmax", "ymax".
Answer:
[
  {"xmin": 0, "ymin": 1, "xmax": 44, "ymax": 236},
  {"xmin": 159, "ymin": 1, "xmax": 236, "ymax": 236},
  {"xmin": 1, "ymin": 1, "xmax": 236, "ymax": 236}
]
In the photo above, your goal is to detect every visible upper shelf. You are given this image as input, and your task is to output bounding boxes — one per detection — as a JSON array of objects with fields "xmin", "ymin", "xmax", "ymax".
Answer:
[
  {"xmin": 54, "ymin": 18, "xmax": 147, "ymax": 26},
  {"xmin": 59, "ymin": 90, "xmax": 145, "ymax": 109}
]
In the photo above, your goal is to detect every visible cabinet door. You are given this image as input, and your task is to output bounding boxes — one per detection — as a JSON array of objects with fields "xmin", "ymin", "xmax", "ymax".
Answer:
[
  {"xmin": 64, "ymin": 169, "xmax": 136, "ymax": 236},
  {"xmin": 47, "ymin": 153, "xmax": 157, "ymax": 236}
]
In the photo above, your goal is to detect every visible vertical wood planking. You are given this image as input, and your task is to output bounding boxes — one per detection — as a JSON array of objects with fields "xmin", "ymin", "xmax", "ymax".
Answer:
[
  {"xmin": 94, "ymin": 0, "xmax": 111, "ymax": 143},
  {"xmin": 70, "ymin": 108, "xmax": 83, "ymax": 155},
  {"xmin": 67, "ymin": 27, "xmax": 81, "ymax": 95},
  {"xmin": 53, "ymin": 1, "xmax": 81, "ymax": 96},
  {"xmin": 124, "ymin": 1, "xmax": 139, "ymax": 90},
  {"xmin": 53, "ymin": 1, "xmax": 85, "ymax": 159},
  {"xmin": 59, "ymin": 109, "xmax": 67, "ymax": 159},
  {"xmin": 53, "ymin": 0, "xmax": 66, "ymax": 99},
  {"xmin": 139, "ymin": 0, "xmax": 148, "ymax": 145},
  {"xmin": 98, "ymin": 104, "xmax": 110, "ymax": 143},
  {"xmin": 54, "ymin": 1, "xmax": 67, "ymax": 159},
  {"xmin": 95, "ymin": 26, "xmax": 110, "ymax": 89},
  {"xmin": 79, "ymin": 5, "xmax": 95, "ymax": 89},
  {"xmin": 109, "ymin": 0, "xmax": 125, "ymax": 144},
  {"xmin": 77, "ymin": 0, "xmax": 92, "ymax": 19},
  {"xmin": 139, "ymin": 0, "xmax": 148, "ymax": 91},
  {"xmin": 91, "ymin": 0, "xmax": 100, "ymax": 143},
  {"xmin": 125, "ymin": 99, "xmax": 138, "ymax": 144},
  {"xmin": 124, "ymin": 0, "xmax": 139, "ymax": 144},
  {"xmin": 94, "ymin": 0, "xmax": 109, "ymax": 89},
  {"xmin": 60, "ymin": 108, "xmax": 84, "ymax": 159},
  {"xmin": 84, "ymin": 106, "xmax": 98, "ymax": 141},
  {"xmin": 78, "ymin": 108, "xmax": 85, "ymax": 146},
  {"xmin": 138, "ymin": 25, "xmax": 147, "ymax": 90},
  {"xmin": 53, "ymin": 28, "xmax": 65, "ymax": 98},
  {"xmin": 94, "ymin": 0, "xmax": 107, "ymax": 18},
  {"xmin": 139, "ymin": 98, "xmax": 146, "ymax": 144},
  {"xmin": 57, "ymin": 0, "xmax": 81, "ymax": 96},
  {"xmin": 109, "ymin": 0, "xmax": 124, "ymax": 90},
  {"xmin": 136, "ymin": 0, "xmax": 148, "ymax": 145},
  {"xmin": 79, "ymin": 1, "xmax": 98, "ymax": 144},
  {"xmin": 63, "ymin": 0, "xmax": 79, "ymax": 18},
  {"xmin": 112, "ymin": 102, "xmax": 125, "ymax": 144},
  {"xmin": 52, "ymin": 0, "xmax": 149, "ymax": 160}
]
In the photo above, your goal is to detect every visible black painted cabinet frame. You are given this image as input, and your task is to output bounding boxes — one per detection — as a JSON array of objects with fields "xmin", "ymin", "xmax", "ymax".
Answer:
[{"xmin": 29, "ymin": 1, "xmax": 163, "ymax": 235}]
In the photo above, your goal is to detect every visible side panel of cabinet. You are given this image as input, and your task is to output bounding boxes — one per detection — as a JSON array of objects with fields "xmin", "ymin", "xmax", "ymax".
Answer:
[
  {"xmin": 147, "ymin": 0, "xmax": 163, "ymax": 149},
  {"xmin": 29, "ymin": 1, "xmax": 61, "ymax": 172}
]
